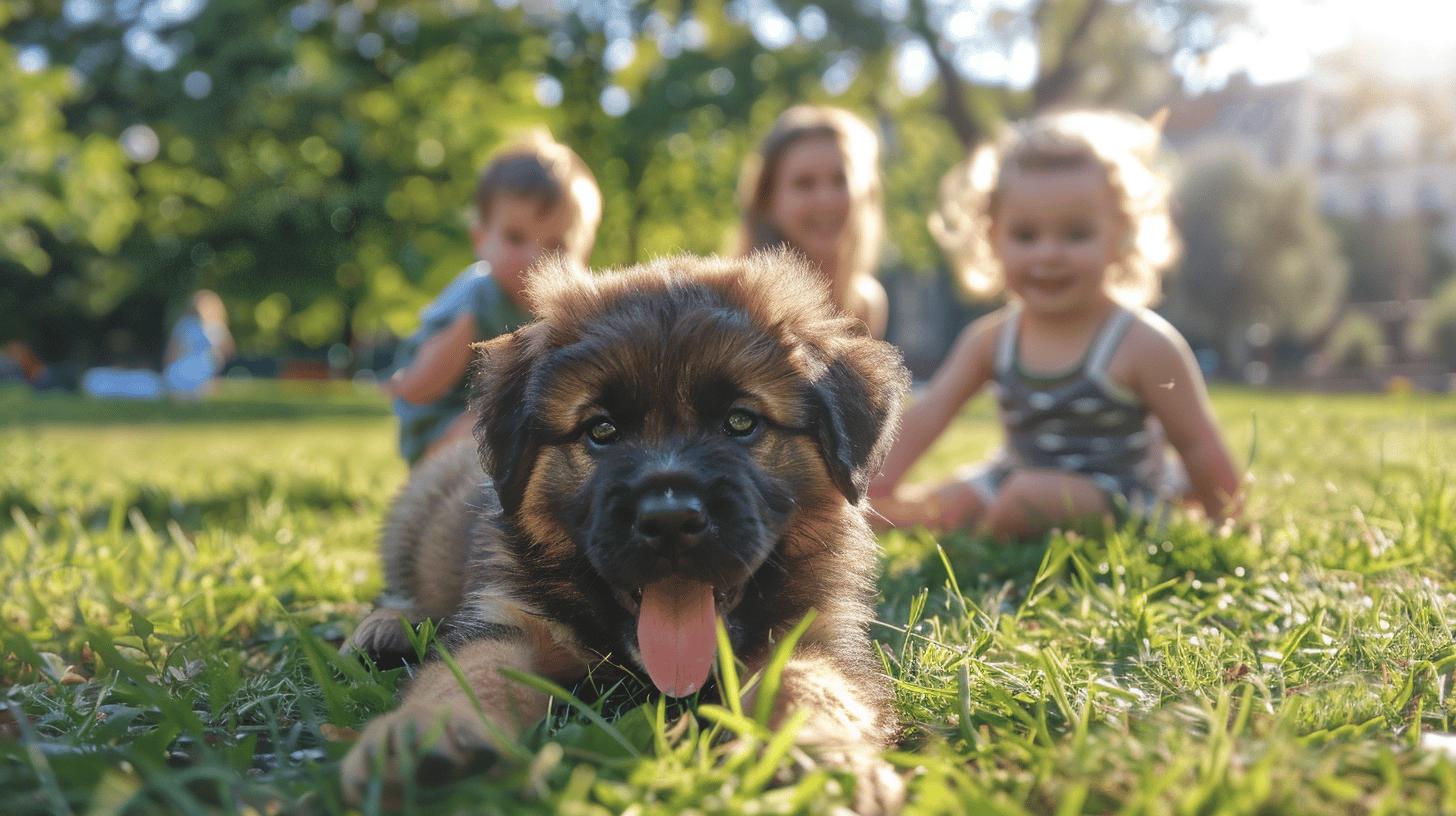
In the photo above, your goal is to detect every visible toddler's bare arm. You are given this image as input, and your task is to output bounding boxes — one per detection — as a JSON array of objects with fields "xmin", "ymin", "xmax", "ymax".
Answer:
[
  {"xmin": 1129, "ymin": 319, "xmax": 1241, "ymax": 520},
  {"xmin": 872, "ymin": 312, "xmax": 1000, "ymax": 494}
]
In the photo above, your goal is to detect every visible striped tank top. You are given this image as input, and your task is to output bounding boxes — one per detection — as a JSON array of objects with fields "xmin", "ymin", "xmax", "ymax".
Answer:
[{"xmin": 990, "ymin": 302, "xmax": 1167, "ymax": 502}]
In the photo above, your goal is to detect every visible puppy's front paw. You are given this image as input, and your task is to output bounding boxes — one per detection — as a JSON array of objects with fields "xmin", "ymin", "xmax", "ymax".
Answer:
[
  {"xmin": 340, "ymin": 703, "xmax": 499, "ymax": 805},
  {"xmin": 342, "ymin": 607, "xmax": 417, "ymax": 663}
]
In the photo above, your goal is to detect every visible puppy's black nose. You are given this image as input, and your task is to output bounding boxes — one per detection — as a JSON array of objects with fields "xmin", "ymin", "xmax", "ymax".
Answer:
[{"xmin": 635, "ymin": 489, "xmax": 707, "ymax": 542}]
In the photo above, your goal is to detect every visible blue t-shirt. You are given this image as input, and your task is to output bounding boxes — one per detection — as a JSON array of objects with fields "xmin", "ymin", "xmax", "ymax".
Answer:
[
  {"xmin": 392, "ymin": 263, "xmax": 531, "ymax": 463},
  {"xmin": 163, "ymin": 315, "xmax": 227, "ymax": 393}
]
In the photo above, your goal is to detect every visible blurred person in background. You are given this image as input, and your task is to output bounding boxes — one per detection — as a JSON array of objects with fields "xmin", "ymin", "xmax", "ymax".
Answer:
[
  {"xmin": 162, "ymin": 289, "xmax": 234, "ymax": 398},
  {"xmin": 80, "ymin": 290, "xmax": 233, "ymax": 400},
  {"xmin": 0, "ymin": 341, "xmax": 49, "ymax": 389},
  {"xmin": 738, "ymin": 105, "xmax": 888, "ymax": 338},
  {"xmin": 385, "ymin": 134, "xmax": 602, "ymax": 467}
]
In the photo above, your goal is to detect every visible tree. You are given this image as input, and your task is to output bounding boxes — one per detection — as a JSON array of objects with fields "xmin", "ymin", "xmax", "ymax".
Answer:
[
  {"xmin": 3, "ymin": 0, "xmax": 560, "ymax": 358},
  {"xmin": 1163, "ymin": 144, "xmax": 1348, "ymax": 369},
  {"xmin": 1409, "ymin": 278, "xmax": 1456, "ymax": 369},
  {"xmin": 1, "ymin": 0, "xmax": 1257, "ymax": 365},
  {"xmin": 0, "ymin": 35, "xmax": 141, "ymax": 361},
  {"xmin": 893, "ymin": 0, "xmax": 1246, "ymax": 147},
  {"xmin": 1320, "ymin": 311, "xmax": 1389, "ymax": 371}
]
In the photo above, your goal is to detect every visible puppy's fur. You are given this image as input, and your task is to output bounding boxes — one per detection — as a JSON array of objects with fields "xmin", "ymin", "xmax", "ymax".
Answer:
[{"xmin": 343, "ymin": 252, "xmax": 910, "ymax": 811}]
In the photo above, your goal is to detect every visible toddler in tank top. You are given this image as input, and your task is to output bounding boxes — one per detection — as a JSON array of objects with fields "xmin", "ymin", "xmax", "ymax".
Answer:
[{"xmin": 871, "ymin": 110, "xmax": 1241, "ymax": 540}]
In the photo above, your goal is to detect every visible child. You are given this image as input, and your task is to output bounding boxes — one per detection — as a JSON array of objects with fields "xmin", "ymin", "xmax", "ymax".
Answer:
[
  {"xmin": 387, "ymin": 135, "xmax": 601, "ymax": 466},
  {"xmin": 80, "ymin": 290, "xmax": 232, "ymax": 400},
  {"xmin": 163, "ymin": 289, "xmax": 234, "ymax": 397},
  {"xmin": 870, "ymin": 110, "xmax": 1240, "ymax": 540},
  {"xmin": 738, "ymin": 105, "xmax": 889, "ymax": 338}
]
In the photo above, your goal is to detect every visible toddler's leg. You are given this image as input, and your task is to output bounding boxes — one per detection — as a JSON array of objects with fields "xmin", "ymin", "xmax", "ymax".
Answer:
[
  {"xmin": 871, "ymin": 480, "xmax": 986, "ymax": 533},
  {"xmin": 981, "ymin": 470, "xmax": 1110, "ymax": 541}
]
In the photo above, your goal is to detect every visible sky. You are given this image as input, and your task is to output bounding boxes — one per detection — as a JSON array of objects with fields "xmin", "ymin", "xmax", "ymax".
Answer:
[
  {"xmin": 23, "ymin": 0, "xmax": 1456, "ymax": 111},
  {"xmin": 884, "ymin": 0, "xmax": 1456, "ymax": 97},
  {"xmin": 870, "ymin": 0, "xmax": 1456, "ymax": 100},
  {"xmin": 1193, "ymin": 0, "xmax": 1456, "ymax": 88}
]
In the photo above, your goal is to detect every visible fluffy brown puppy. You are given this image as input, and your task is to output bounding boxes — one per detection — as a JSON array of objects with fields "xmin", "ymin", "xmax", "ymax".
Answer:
[{"xmin": 343, "ymin": 251, "xmax": 910, "ymax": 811}]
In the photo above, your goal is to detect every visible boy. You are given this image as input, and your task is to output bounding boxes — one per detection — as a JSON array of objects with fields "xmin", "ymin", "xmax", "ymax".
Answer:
[{"xmin": 387, "ymin": 135, "xmax": 602, "ymax": 465}]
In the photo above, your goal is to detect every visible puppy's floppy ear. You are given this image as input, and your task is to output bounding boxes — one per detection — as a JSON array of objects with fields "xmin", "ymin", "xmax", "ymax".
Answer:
[
  {"xmin": 470, "ymin": 321, "xmax": 548, "ymax": 514},
  {"xmin": 808, "ymin": 330, "xmax": 911, "ymax": 504}
]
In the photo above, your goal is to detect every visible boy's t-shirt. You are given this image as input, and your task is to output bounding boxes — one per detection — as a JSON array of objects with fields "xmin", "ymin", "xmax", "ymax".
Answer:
[{"xmin": 392, "ymin": 262, "xmax": 531, "ymax": 464}]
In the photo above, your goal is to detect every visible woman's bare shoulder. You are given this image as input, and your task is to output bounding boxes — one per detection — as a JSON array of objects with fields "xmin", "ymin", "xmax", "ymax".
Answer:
[{"xmin": 851, "ymin": 275, "xmax": 889, "ymax": 337}]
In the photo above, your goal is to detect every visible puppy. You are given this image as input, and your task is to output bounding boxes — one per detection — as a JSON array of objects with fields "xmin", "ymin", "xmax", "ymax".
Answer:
[{"xmin": 343, "ymin": 252, "xmax": 910, "ymax": 811}]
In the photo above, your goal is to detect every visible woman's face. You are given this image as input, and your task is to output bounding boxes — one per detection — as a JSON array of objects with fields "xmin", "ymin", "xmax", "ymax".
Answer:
[{"xmin": 766, "ymin": 135, "xmax": 851, "ymax": 269}]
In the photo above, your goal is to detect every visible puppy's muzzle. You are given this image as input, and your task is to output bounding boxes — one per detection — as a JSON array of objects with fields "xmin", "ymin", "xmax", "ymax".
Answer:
[{"xmin": 593, "ymin": 464, "xmax": 765, "ymax": 617}]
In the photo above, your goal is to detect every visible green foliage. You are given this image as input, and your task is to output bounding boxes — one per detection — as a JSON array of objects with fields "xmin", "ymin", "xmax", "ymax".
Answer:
[
  {"xmin": 2, "ymin": 0, "xmax": 1247, "ymax": 365},
  {"xmin": 4, "ymin": 384, "xmax": 1456, "ymax": 813},
  {"xmin": 0, "ymin": 40, "xmax": 139, "ymax": 275},
  {"xmin": 1410, "ymin": 277, "xmax": 1456, "ymax": 368},
  {"xmin": 1335, "ymin": 214, "xmax": 1446, "ymax": 305},
  {"xmin": 1165, "ymin": 144, "xmax": 1349, "ymax": 357},
  {"xmin": 1322, "ymin": 310, "xmax": 1390, "ymax": 370}
]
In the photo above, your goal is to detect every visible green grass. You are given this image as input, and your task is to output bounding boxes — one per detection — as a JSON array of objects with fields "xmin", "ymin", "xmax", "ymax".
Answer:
[{"xmin": 4, "ymin": 381, "xmax": 1456, "ymax": 814}]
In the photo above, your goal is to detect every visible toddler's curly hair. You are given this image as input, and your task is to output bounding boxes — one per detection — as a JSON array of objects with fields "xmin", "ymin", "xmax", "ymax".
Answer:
[{"xmin": 930, "ymin": 109, "xmax": 1179, "ymax": 307}]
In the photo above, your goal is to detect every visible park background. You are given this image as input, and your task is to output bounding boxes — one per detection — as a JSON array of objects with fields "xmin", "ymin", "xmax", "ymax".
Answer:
[
  {"xmin": 6, "ymin": 1, "xmax": 1456, "ymax": 815},
  {"xmin": 5, "ymin": 0, "xmax": 1456, "ymax": 389}
]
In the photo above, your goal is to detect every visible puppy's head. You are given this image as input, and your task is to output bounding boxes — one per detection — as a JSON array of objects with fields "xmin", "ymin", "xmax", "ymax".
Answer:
[{"xmin": 471, "ymin": 251, "xmax": 908, "ymax": 696}]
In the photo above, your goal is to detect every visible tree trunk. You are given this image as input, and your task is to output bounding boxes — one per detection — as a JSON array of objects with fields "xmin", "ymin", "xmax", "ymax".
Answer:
[{"xmin": 907, "ymin": 0, "xmax": 983, "ymax": 149}]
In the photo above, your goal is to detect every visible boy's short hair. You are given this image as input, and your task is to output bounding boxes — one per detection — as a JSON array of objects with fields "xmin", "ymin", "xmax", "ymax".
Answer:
[{"xmin": 474, "ymin": 135, "xmax": 602, "ymax": 263}]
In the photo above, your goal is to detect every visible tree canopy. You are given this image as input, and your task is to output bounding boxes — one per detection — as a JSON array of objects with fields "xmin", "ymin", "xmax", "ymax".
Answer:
[
  {"xmin": 1164, "ymin": 144, "xmax": 1349, "ymax": 365},
  {"xmin": 3, "ymin": 0, "xmax": 1245, "ymax": 366}
]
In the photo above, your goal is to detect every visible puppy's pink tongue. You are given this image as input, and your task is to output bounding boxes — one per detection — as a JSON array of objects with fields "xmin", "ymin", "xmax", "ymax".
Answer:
[{"xmin": 636, "ymin": 577, "xmax": 717, "ymax": 698}]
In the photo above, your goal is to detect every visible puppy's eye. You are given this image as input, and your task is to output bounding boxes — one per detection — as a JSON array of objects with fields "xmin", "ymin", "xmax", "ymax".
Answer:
[
  {"xmin": 723, "ymin": 409, "xmax": 759, "ymax": 437},
  {"xmin": 586, "ymin": 418, "xmax": 619, "ymax": 445}
]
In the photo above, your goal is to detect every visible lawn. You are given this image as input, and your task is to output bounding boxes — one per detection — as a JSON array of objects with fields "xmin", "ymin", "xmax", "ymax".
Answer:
[{"xmin": 3, "ymin": 382, "xmax": 1456, "ymax": 814}]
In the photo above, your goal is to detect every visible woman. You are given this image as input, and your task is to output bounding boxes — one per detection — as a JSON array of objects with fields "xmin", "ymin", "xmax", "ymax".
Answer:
[{"xmin": 738, "ymin": 105, "xmax": 888, "ymax": 338}]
